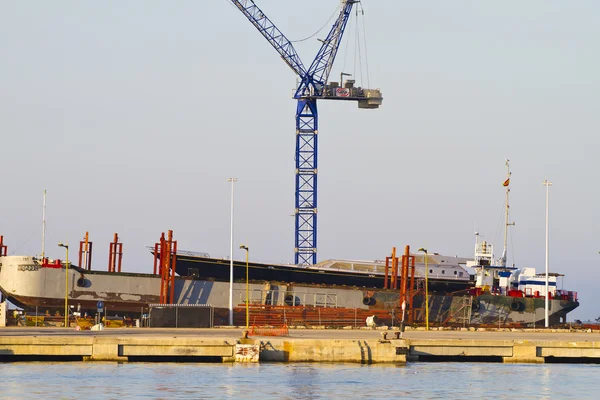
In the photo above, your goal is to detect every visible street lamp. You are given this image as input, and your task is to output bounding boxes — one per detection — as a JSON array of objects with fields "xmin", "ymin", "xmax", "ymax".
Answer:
[
  {"xmin": 543, "ymin": 179, "xmax": 553, "ymax": 328},
  {"xmin": 228, "ymin": 177, "xmax": 238, "ymax": 326},
  {"xmin": 418, "ymin": 248, "xmax": 429, "ymax": 331},
  {"xmin": 240, "ymin": 244, "xmax": 249, "ymax": 329},
  {"xmin": 58, "ymin": 242, "xmax": 69, "ymax": 328}
]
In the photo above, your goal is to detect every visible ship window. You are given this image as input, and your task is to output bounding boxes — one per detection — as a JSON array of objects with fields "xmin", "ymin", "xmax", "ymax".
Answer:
[
  {"xmin": 442, "ymin": 270, "xmax": 445, "ymax": 274},
  {"xmin": 454, "ymin": 271, "xmax": 458, "ymax": 275},
  {"xmin": 429, "ymin": 269, "xmax": 433, "ymax": 274},
  {"xmin": 459, "ymin": 272, "xmax": 463, "ymax": 277}
]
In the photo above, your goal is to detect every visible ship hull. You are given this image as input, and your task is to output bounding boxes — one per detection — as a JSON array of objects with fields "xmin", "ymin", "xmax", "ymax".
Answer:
[{"xmin": 0, "ymin": 255, "xmax": 578, "ymax": 327}]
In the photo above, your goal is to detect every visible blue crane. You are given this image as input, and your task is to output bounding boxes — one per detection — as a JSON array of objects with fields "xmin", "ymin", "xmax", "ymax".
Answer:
[{"xmin": 229, "ymin": 0, "xmax": 382, "ymax": 265}]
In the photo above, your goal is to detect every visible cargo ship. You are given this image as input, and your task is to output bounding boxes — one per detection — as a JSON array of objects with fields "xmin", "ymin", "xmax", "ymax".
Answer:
[
  {"xmin": 0, "ymin": 163, "xmax": 580, "ymax": 327},
  {"xmin": 0, "ymin": 241, "xmax": 578, "ymax": 327}
]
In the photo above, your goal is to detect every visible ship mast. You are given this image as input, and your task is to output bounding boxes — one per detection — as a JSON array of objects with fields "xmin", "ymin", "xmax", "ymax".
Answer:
[
  {"xmin": 41, "ymin": 189, "xmax": 46, "ymax": 259},
  {"xmin": 500, "ymin": 160, "xmax": 514, "ymax": 267}
]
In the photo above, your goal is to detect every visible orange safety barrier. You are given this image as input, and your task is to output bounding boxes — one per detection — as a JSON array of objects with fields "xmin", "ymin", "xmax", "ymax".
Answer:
[{"xmin": 249, "ymin": 324, "xmax": 289, "ymax": 337}]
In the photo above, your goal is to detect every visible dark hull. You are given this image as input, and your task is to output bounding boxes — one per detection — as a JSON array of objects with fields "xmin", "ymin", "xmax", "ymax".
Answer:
[{"xmin": 175, "ymin": 255, "xmax": 472, "ymax": 294}]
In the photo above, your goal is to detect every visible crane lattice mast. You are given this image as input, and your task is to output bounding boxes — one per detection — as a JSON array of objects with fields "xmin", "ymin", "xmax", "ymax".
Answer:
[{"xmin": 229, "ymin": 0, "xmax": 382, "ymax": 265}]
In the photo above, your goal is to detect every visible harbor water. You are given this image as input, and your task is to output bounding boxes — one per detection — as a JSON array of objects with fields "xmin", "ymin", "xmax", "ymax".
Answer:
[{"xmin": 0, "ymin": 362, "xmax": 597, "ymax": 399}]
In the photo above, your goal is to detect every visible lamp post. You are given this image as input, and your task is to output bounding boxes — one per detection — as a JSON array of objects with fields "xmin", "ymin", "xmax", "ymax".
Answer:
[
  {"xmin": 240, "ymin": 244, "xmax": 249, "ymax": 329},
  {"xmin": 418, "ymin": 248, "xmax": 429, "ymax": 331},
  {"xmin": 58, "ymin": 242, "xmax": 69, "ymax": 328},
  {"xmin": 543, "ymin": 179, "xmax": 552, "ymax": 328},
  {"xmin": 228, "ymin": 178, "xmax": 238, "ymax": 326}
]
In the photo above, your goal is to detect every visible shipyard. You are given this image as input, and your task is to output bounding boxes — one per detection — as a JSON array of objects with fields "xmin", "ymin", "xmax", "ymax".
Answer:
[{"xmin": 2, "ymin": 2, "xmax": 600, "ymax": 398}]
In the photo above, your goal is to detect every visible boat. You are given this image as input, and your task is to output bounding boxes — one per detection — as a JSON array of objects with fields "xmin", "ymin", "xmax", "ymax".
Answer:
[
  {"xmin": 0, "ymin": 164, "xmax": 579, "ymax": 327},
  {"xmin": 0, "ymin": 245, "xmax": 578, "ymax": 327},
  {"xmin": 0, "ymin": 251, "xmax": 473, "ymax": 326},
  {"xmin": 459, "ymin": 160, "xmax": 579, "ymax": 326}
]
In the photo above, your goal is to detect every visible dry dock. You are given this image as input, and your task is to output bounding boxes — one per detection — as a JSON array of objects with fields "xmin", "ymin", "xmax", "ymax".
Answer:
[{"xmin": 1, "ymin": 328, "xmax": 600, "ymax": 364}]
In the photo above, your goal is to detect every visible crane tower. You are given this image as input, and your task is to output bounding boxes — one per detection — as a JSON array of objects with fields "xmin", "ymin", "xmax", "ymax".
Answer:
[{"xmin": 229, "ymin": 0, "xmax": 382, "ymax": 265}]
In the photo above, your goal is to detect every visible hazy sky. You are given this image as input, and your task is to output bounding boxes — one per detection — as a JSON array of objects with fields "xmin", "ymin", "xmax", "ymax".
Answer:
[{"xmin": 2, "ymin": 1, "xmax": 599, "ymax": 320}]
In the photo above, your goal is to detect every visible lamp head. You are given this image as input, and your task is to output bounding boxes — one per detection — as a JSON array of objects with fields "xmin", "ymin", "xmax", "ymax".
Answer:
[
  {"xmin": 239, "ymin": 244, "xmax": 248, "ymax": 251},
  {"xmin": 418, "ymin": 247, "xmax": 427, "ymax": 253},
  {"xmin": 58, "ymin": 243, "xmax": 68, "ymax": 249}
]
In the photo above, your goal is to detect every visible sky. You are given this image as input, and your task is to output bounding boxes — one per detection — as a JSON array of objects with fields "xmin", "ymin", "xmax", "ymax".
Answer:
[{"xmin": 1, "ymin": 1, "xmax": 599, "ymax": 320}]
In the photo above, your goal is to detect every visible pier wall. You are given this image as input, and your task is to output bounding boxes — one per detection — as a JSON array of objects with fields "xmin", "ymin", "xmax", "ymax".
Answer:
[{"xmin": 2, "ymin": 331, "xmax": 600, "ymax": 364}]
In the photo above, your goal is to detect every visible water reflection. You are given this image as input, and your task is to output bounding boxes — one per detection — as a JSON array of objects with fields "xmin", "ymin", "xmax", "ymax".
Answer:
[
  {"xmin": 285, "ymin": 364, "xmax": 320, "ymax": 399},
  {"xmin": 0, "ymin": 362, "xmax": 596, "ymax": 399}
]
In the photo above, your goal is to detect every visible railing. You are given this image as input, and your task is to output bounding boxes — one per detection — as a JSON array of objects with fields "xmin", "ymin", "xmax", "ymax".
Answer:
[{"xmin": 237, "ymin": 289, "xmax": 338, "ymax": 308}]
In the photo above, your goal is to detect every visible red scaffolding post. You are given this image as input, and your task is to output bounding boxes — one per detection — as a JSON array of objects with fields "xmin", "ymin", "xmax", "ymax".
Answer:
[
  {"xmin": 384, "ymin": 257, "xmax": 390, "ymax": 289},
  {"xmin": 156, "ymin": 230, "xmax": 177, "ymax": 304},
  {"xmin": 400, "ymin": 245, "xmax": 411, "ymax": 320},
  {"xmin": 78, "ymin": 232, "xmax": 93, "ymax": 271},
  {"xmin": 153, "ymin": 242, "xmax": 160, "ymax": 275},
  {"xmin": 108, "ymin": 233, "xmax": 123, "ymax": 273},
  {"xmin": 399, "ymin": 246, "xmax": 407, "ymax": 302},
  {"xmin": 0, "ymin": 236, "xmax": 7, "ymax": 256},
  {"xmin": 384, "ymin": 247, "xmax": 400, "ymax": 290},
  {"xmin": 402, "ymin": 251, "xmax": 416, "ymax": 324},
  {"xmin": 391, "ymin": 247, "xmax": 398, "ymax": 289}
]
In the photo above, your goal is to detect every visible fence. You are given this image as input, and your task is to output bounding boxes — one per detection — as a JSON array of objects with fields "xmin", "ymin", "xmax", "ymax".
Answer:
[{"xmin": 149, "ymin": 304, "xmax": 213, "ymax": 328}]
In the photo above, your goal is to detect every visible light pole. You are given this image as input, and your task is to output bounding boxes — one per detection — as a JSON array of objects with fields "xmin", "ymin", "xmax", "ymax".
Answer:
[
  {"xmin": 418, "ymin": 248, "xmax": 429, "ymax": 331},
  {"xmin": 543, "ymin": 179, "xmax": 552, "ymax": 328},
  {"xmin": 228, "ymin": 177, "xmax": 238, "ymax": 326},
  {"xmin": 58, "ymin": 242, "xmax": 69, "ymax": 328},
  {"xmin": 240, "ymin": 244, "xmax": 249, "ymax": 329}
]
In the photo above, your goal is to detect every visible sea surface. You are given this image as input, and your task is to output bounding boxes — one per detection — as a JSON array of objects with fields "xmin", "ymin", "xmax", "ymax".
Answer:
[{"xmin": 0, "ymin": 361, "xmax": 597, "ymax": 399}]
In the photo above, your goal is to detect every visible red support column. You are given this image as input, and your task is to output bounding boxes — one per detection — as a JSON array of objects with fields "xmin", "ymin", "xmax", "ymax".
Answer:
[
  {"xmin": 116, "ymin": 242, "xmax": 123, "ymax": 273},
  {"xmin": 153, "ymin": 243, "xmax": 160, "ymax": 275},
  {"xmin": 1, "ymin": 235, "xmax": 8, "ymax": 256},
  {"xmin": 384, "ymin": 256, "xmax": 390, "ymax": 289},
  {"xmin": 156, "ymin": 230, "xmax": 178, "ymax": 304},
  {"xmin": 78, "ymin": 232, "xmax": 93, "ymax": 270},
  {"xmin": 390, "ymin": 247, "xmax": 397, "ymax": 290},
  {"xmin": 401, "ymin": 245, "xmax": 410, "ymax": 313},
  {"xmin": 107, "ymin": 233, "xmax": 122, "ymax": 272},
  {"xmin": 159, "ymin": 232, "xmax": 167, "ymax": 303},
  {"xmin": 88, "ymin": 242, "xmax": 93, "ymax": 271},
  {"xmin": 78, "ymin": 241, "xmax": 83, "ymax": 267},
  {"xmin": 170, "ymin": 239, "xmax": 177, "ymax": 304},
  {"xmin": 165, "ymin": 230, "xmax": 173, "ymax": 304},
  {"xmin": 407, "ymin": 254, "xmax": 416, "ymax": 324}
]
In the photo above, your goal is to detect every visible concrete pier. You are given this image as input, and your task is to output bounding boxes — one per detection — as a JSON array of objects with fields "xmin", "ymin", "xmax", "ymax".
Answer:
[{"xmin": 1, "ymin": 328, "xmax": 600, "ymax": 364}]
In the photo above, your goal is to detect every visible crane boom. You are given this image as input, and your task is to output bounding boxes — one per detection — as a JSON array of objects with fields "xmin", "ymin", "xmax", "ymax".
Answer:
[
  {"xmin": 297, "ymin": 1, "xmax": 358, "ymax": 98},
  {"xmin": 229, "ymin": 0, "xmax": 306, "ymax": 77}
]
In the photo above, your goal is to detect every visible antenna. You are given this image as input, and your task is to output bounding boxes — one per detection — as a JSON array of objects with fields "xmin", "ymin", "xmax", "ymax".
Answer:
[
  {"xmin": 500, "ymin": 160, "xmax": 515, "ymax": 267},
  {"xmin": 41, "ymin": 190, "xmax": 46, "ymax": 259}
]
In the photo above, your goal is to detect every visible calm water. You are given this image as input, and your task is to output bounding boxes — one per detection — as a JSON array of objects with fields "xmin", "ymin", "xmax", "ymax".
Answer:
[{"xmin": 0, "ymin": 362, "xmax": 598, "ymax": 399}]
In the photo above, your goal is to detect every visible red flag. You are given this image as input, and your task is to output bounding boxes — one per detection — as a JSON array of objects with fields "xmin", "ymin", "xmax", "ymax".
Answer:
[{"xmin": 503, "ymin": 178, "xmax": 510, "ymax": 187}]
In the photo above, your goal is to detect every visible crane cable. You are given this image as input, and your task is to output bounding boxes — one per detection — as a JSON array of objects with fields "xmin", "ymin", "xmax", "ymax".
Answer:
[
  {"xmin": 9, "ymin": 222, "xmax": 47, "ymax": 256},
  {"xmin": 359, "ymin": 2, "xmax": 371, "ymax": 89},
  {"xmin": 354, "ymin": 7, "xmax": 363, "ymax": 87},
  {"xmin": 290, "ymin": 4, "xmax": 341, "ymax": 43},
  {"xmin": 222, "ymin": 0, "xmax": 341, "ymax": 45},
  {"xmin": 341, "ymin": 2, "xmax": 371, "ymax": 89}
]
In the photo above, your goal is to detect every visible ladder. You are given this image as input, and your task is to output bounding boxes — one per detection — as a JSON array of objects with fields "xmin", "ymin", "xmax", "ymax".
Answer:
[{"xmin": 442, "ymin": 296, "xmax": 473, "ymax": 326}]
